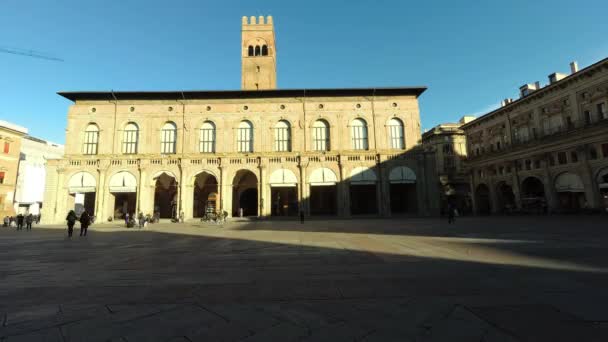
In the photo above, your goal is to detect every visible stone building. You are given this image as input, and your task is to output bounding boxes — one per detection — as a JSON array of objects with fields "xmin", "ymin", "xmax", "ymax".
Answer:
[
  {"xmin": 13, "ymin": 136, "xmax": 64, "ymax": 215},
  {"xmin": 0, "ymin": 120, "xmax": 28, "ymax": 217},
  {"xmin": 422, "ymin": 116, "xmax": 474, "ymax": 214},
  {"xmin": 41, "ymin": 16, "xmax": 439, "ymax": 224},
  {"xmin": 463, "ymin": 58, "xmax": 608, "ymax": 214}
]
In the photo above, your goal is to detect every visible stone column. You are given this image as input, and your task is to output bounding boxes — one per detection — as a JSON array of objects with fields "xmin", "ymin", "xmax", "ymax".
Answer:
[
  {"xmin": 542, "ymin": 160, "xmax": 558, "ymax": 211},
  {"xmin": 469, "ymin": 171, "xmax": 478, "ymax": 215},
  {"xmin": 510, "ymin": 162, "xmax": 522, "ymax": 209},
  {"xmin": 220, "ymin": 166, "xmax": 232, "ymax": 217},
  {"xmin": 339, "ymin": 163, "xmax": 350, "ymax": 217},
  {"xmin": 96, "ymin": 168, "xmax": 108, "ymax": 221},
  {"xmin": 54, "ymin": 168, "xmax": 66, "ymax": 224}
]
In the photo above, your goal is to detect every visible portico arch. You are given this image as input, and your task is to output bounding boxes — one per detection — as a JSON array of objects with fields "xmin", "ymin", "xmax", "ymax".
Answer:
[
  {"xmin": 232, "ymin": 169, "xmax": 258, "ymax": 217},
  {"xmin": 521, "ymin": 176, "xmax": 546, "ymax": 213},
  {"xmin": 67, "ymin": 171, "xmax": 97, "ymax": 216},
  {"xmin": 309, "ymin": 167, "xmax": 338, "ymax": 215},
  {"xmin": 388, "ymin": 166, "xmax": 417, "ymax": 214},
  {"xmin": 108, "ymin": 171, "xmax": 137, "ymax": 219},
  {"xmin": 496, "ymin": 181, "xmax": 516, "ymax": 213},
  {"xmin": 153, "ymin": 171, "xmax": 178, "ymax": 219},
  {"xmin": 269, "ymin": 168, "xmax": 298, "ymax": 216},
  {"xmin": 192, "ymin": 171, "xmax": 219, "ymax": 218},
  {"xmin": 475, "ymin": 183, "xmax": 491, "ymax": 215},
  {"xmin": 554, "ymin": 172, "xmax": 586, "ymax": 212},
  {"xmin": 349, "ymin": 166, "xmax": 378, "ymax": 215}
]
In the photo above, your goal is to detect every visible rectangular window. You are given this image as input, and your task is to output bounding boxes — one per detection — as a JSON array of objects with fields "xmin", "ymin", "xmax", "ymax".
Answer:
[
  {"xmin": 584, "ymin": 111, "xmax": 591, "ymax": 125},
  {"xmin": 558, "ymin": 152, "xmax": 568, "ymax": 165},
  {"xmin": 351, "ymin": 126, "xmax": 368, "ymax": 150},
  {"xmin": 3, "ymin": 142, "xmax": 9, "ymax": 154},
  {"xmin": 570, "ymin": 151, "xmax": 578, "ymax": 163},
  {"xmin": 525, "ymin": 160, "xmax": 532, "ymax": 170},
  {"xmin": 313, "ymin": 127, "xmax": 329, "ymax": 151},
  {"xmin": 589, "ymin": 146, "xmax": 598, "ymax": 160},
  {"xmin": 161, "ymin": 129, "xmax": 176, "ymax": 154},
  {"xmin": 598, "ymin": 103, "xmax": 606, "ymax": 120},
  {"xmin": 0, "ymin": 171, "xmax": 4, "ymax": 184},
  {"xmin": 123, "ymin": 129, "xmax": 138, "ymax": 154},
  {"xmin": 534, "ymin": 160, "xmax": 541, "ymax": 169},
  {"xmin": 199, "ymin": 128, "xmax": 215, "ymax": 153},
  {"xmin": 549, "ymin": 155, "xmax": 555, "ymax": 166},
  {"xmin": 237, "ymin": 128, "xmax": 252, "ymax": 152},
  {"xmin": 274, "ymin": 127, "xmax": 290, "ymax": 152},
  {"xmin": 389, "ymin": 125, "xmax": 404, "ymax": 149},
  {"xmin": 83, "ymin": 131, "xmax": 98, "ymax": 155},
  {"xmin": 602, "ymin": 143, "xmax": 608, "ymax": 158}
]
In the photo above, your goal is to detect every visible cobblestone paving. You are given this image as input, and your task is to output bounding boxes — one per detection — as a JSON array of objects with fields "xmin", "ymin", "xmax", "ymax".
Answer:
[{"xmin": 0, "ymin": 216, "xmax": 607, "ymax": 341}]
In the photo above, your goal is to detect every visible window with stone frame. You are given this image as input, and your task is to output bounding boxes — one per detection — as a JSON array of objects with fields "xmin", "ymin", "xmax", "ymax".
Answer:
[
  {"xmin": 570, "ymin": 151, "xmax": 578, "ymax": 163},
  {"xmin": 3, "ymin": 142, "xmax": 9, "ymax": 154},
  {"xmin": 602, "ymin": 143, "xmax": 608, "ymax": 158},
  {"xmin": 83, "ymin": 124, "xmax": 99, "ymax": 155},
  {"xmin": 160, "ymin": 122, "xmax": 177, "ymax": 154},
  {"xmin": 589, "ymin": 146, "xmax": 598, "ymax": 160},
  {"xmin": 199, "ymin": 121, "xmax": 216, "ymax": 153},
  {"xmin": 122, "ymin": 122, "xmax": 139, "ymax": 154},
  {"xmin": 598, "ymin": 102, "xmax": 606, "ymax": 120},
  {"xmin": 237, "ymin": 120, "xmax": 253, "ymax": 153},
  {"xmin": 387, "ymin": 118, "xmax": 405, "ymax": 149},
  {"xmin": 350, "ymin": 118, "xmax": 369, "ymax": 150},
  {"xmin": 558, "ymin": 152, "xmax": 568, "ymax": 165},
  {"xmin": 274, "ymin": 120, "xmax": 291, "ymax": 152},
  {"xmin": 0, "ymin": 171, "xmax": 4, "ymax": 184},
  {"xmin": 312, "ymin": 120, "xmax": 330, "ymax": 151}
]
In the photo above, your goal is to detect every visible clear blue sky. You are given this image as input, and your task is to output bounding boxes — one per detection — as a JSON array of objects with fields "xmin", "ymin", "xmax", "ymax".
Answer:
[{"xmin": 1, "ymin": 0, "xmax": 607, "ymax": 143}]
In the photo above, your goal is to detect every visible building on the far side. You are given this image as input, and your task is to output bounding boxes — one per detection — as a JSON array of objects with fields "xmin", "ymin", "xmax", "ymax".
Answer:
[
  {"xmin": 0, "ymin": 120, "xmax": 28, "ymax": 218},
  {"xmin": 13, "ymin": 136, "xmax": 64, "ymax": 216},
  {"xmin": 462, "ymin": 58, "xmax": 608, "ymax": 215},
  {"xmin": 422, "ymin": 116, "xmax": 474, "ymax": 215}
]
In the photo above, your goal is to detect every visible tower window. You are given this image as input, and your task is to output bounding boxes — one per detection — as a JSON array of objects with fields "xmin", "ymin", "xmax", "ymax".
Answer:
[
  {"xmin": 256, "ymin": 66, "xmax": 260, "ymax": 73},
  {"xmin": 255, "ymin": 45, "xmax": 261, "ymax": 56},
  {"xmin": 262, "ymin": 45, "xmax": 268, "ymax": 56},
  {"xmin": 248, "ymin": 45, "xmax": 254, "ymax": 56}
]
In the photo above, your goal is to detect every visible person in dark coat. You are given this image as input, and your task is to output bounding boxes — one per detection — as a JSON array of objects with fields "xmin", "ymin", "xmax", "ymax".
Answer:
[
  {"xmin": 25, "ymin": 214, "xmax": 33, "ymax": 230},
  {"xmin": 66, "ymin": 210, "xmax": 77, "ymax": 237},
  {"xmin": 79, "ymin": 211, "xmax": 90, "ymax": 236},
  {"xmin": 16, "ymin": 213, "xmax": 24, "ymax": 230}
]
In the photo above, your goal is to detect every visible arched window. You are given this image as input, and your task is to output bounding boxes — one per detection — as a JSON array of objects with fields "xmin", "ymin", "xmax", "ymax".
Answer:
[
  {"xmin": 255, "ymin": 45, "xmax": 261, "ymax": 56},
  {"xmin": 274, "ymin": 120, "xmax": 291, "ymax": 152},
  {"xmin": 312, "ymin": 120, "xmax": 330, "ymax": 151},
  {"xmin": 262, "ymin": 45, "xmax": 268, "ymax": 56},
  {"xmin": 83, "ymin": 123, "xmax": 99, "ymax": 155},
  {"xmin": 248, "ymin": 45, "xmax": 254, "ymax": 56},
  {"xmin": 122, "ymin": 122, "xmax": 139, "ymax": 154},
  {"xmin": 387, "ymin": 118, "xmax": 404, "ymax": 149},
  {"xmin": 199, "ymin": 121, "xmax": 216, "ymax": 153},
  {"xmin": 237, "ymin": 120, "xmax": 253, "ymax": 153},
  {"xmin": 350, "ymin": 118, "xmax": 368, "ymax": 150},
  {"xmin": 160, "ymin": 122, "xmax": 177, "ymax": 154}
]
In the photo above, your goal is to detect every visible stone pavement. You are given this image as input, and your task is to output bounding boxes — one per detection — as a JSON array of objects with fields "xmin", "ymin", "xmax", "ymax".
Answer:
[{"xmin": 0, "ymin": 216, "xmax": 607, "ymax": 341}]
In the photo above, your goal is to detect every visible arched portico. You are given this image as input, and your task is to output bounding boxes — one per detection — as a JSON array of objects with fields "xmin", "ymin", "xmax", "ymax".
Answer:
[
  {"xmin": 232, "ymin": 169, "xmax": 258, "ymax": 217},
  {"xmin": 597, "ymin": 168, "xmax": 608, "ymax": 212},
  {"xmin": 108, "ymin": 171, "xmax": 137, "ymax": 219},
  {"xmin": 309, "ymin": 167, "xmax": 338, "ymax": 216},
  {"xmin": 475, "ymin": 183, "xmax": 491, "ymax": 215},
  {"xmin": 520, "ymin": 176, "xmax": 546, "ymax": 213},
  {"xmin": 349, "ymin": 166, "xmax": 378, "ymax": 215},
  {"xmin": 153, "ymin": 172, "xmax": 178, "ymax": 219},
  {"xmin": 554, "ymin": 172, "xmax": 586, "ymax": 212},
  {"xmin": 192, "ymin": 171, "xmax": 219, "ymax": 218},
  {"xmin": 269, "ymin": 168, "xmax": 299, "ymax": 216},
  {"xmin": 388, "ymin": 166, "xmax": 417, "ymax": 214},
  {"xmin": 67, "ymin": 171, "xmax": 97, "ymax": 217},
  {"xmin": 496, "ymin": 181, "xmax": 516, "ymax": 213}
]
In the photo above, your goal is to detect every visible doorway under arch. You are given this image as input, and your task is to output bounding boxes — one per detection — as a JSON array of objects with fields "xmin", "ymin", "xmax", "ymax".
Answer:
[
  {"xmin": 232, "ymin": 170, "xmax": 258, "ymax": 217},
  {"xmin": 193, "ymin": 171, "xmax": 218, "ymax": 218},
  {"xmin": 475, "ymin": 184, "xmax": 491, "ymax": 215},
  {"xmin": 521, "ymin": 176, "xmax": 546, "ymax": 213},
  {"xmin": 153, "ymin": 172, "xmax": 178, "ymax": 219},
  {"xmin": 496, "ymin": 182, "xmax": 516, "ymax": 213}
]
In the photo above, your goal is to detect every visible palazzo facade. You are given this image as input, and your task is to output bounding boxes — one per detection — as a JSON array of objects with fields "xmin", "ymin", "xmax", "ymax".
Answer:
[
  {"xmin": 463, "ymin": 58, "xmax": 608, "ymax": 214},
  {"xmin": 41, "ymin": 16, "xmax": 438, "ymax": 224}
]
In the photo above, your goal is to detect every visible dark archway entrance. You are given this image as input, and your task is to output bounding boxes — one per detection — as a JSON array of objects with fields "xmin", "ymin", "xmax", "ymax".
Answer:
[
  {"xmin": 475, "ymin": 184, "xmax": 491, "ymax": 215},
  {"xmin": 350, "ymin": 184, "xmax": 377, "ymax": 215},
  {"xmin": 154, "ymin": 173, "xmax": 178, "ymax": 219},
  {"xmin": 390, "ymin": 183, "xmax": 417, "ymax": 214},
  {"xmin": 193, "ymin": 172, "xmax": 218, "ymax": 218},
  {"xmin": 232, "ymin": 170, "xmax": 258, "ymax": 217},
  {"xmin": 112, "ymin": 193, "xmax": 136, "ymax": 220},
  {"xmin": 310, "ymin": 185, "xmax": 337, "ymax": 215},
  {"xmin": 271, "ymin": 187, "xmax": 298, "ymax": 216},
  {"xmin": 497, "ymin": 182, "xmax": 516, "ymax": 213},
  {"xmin": 521, "ymin": 177, "xmax": 546, "ymax": 213}
]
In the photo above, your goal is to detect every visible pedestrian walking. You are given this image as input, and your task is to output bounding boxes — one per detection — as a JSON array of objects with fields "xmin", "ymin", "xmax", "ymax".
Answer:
[
  {"xmin": 25, "ymin": 213, "xmax": 33, "ymax": 230},
  {"xmin": 124, "ymin": 212, "xmax": 130, "ymax": 226},
  {"xmin": 16, "ymin": 213, "xmax": 24, "ymax": 230},
  {"xmin": 3, "ymin": 216, "xmax": 8, "ymax": 227},
  {"xmin": 80, "ymin": 211, "xmax": 91, "ymax": 236},
  {"xmin": 138, "ymin": 212, "xmax": 144, "ymax": 229},
  {"xmin": 447, "ymin": 203, "xmax": 455, "ymax": 224},
  {"xmin": 66, "ymin": 210, "xmax": 77, "ymax": 237}
]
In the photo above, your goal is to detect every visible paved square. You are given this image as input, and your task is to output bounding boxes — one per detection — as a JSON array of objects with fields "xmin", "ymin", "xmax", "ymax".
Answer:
[{"xmin": 0, "ymin": 216, "xmax": 607, "ymax": 341}]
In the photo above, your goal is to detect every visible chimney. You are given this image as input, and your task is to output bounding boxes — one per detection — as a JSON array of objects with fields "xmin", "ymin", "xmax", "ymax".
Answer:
[
  {"xmin": 570, "ymin": 61, "xmax": 579, "ymax": 74},
  {"xmin": 535, "ymin": 81, "xmax": 541, "ymax": 90}
]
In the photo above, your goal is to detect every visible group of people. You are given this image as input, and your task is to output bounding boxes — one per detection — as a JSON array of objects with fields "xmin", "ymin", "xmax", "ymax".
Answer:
[
  {"xmin": 3, "ymin": 213, "xmax": 37, "ymax": 230},
  {"xmin": 65, "ymin": 210, "xmax": 91, "ymax": 237}
]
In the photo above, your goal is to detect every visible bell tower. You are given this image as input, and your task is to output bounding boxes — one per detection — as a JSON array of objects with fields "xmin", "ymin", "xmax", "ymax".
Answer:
[{"xmin": 241, "ymin": 15, "xmax": 277, "ymax": 90}]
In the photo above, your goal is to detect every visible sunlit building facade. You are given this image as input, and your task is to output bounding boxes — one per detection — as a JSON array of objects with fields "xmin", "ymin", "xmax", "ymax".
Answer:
[
  {"xmin": 463, "ymin": 58, "xmax": 608, "ymax": 214},
  {"xmin": 41, "ymin": 16, "xmax": 439, "ymax": 224}
]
